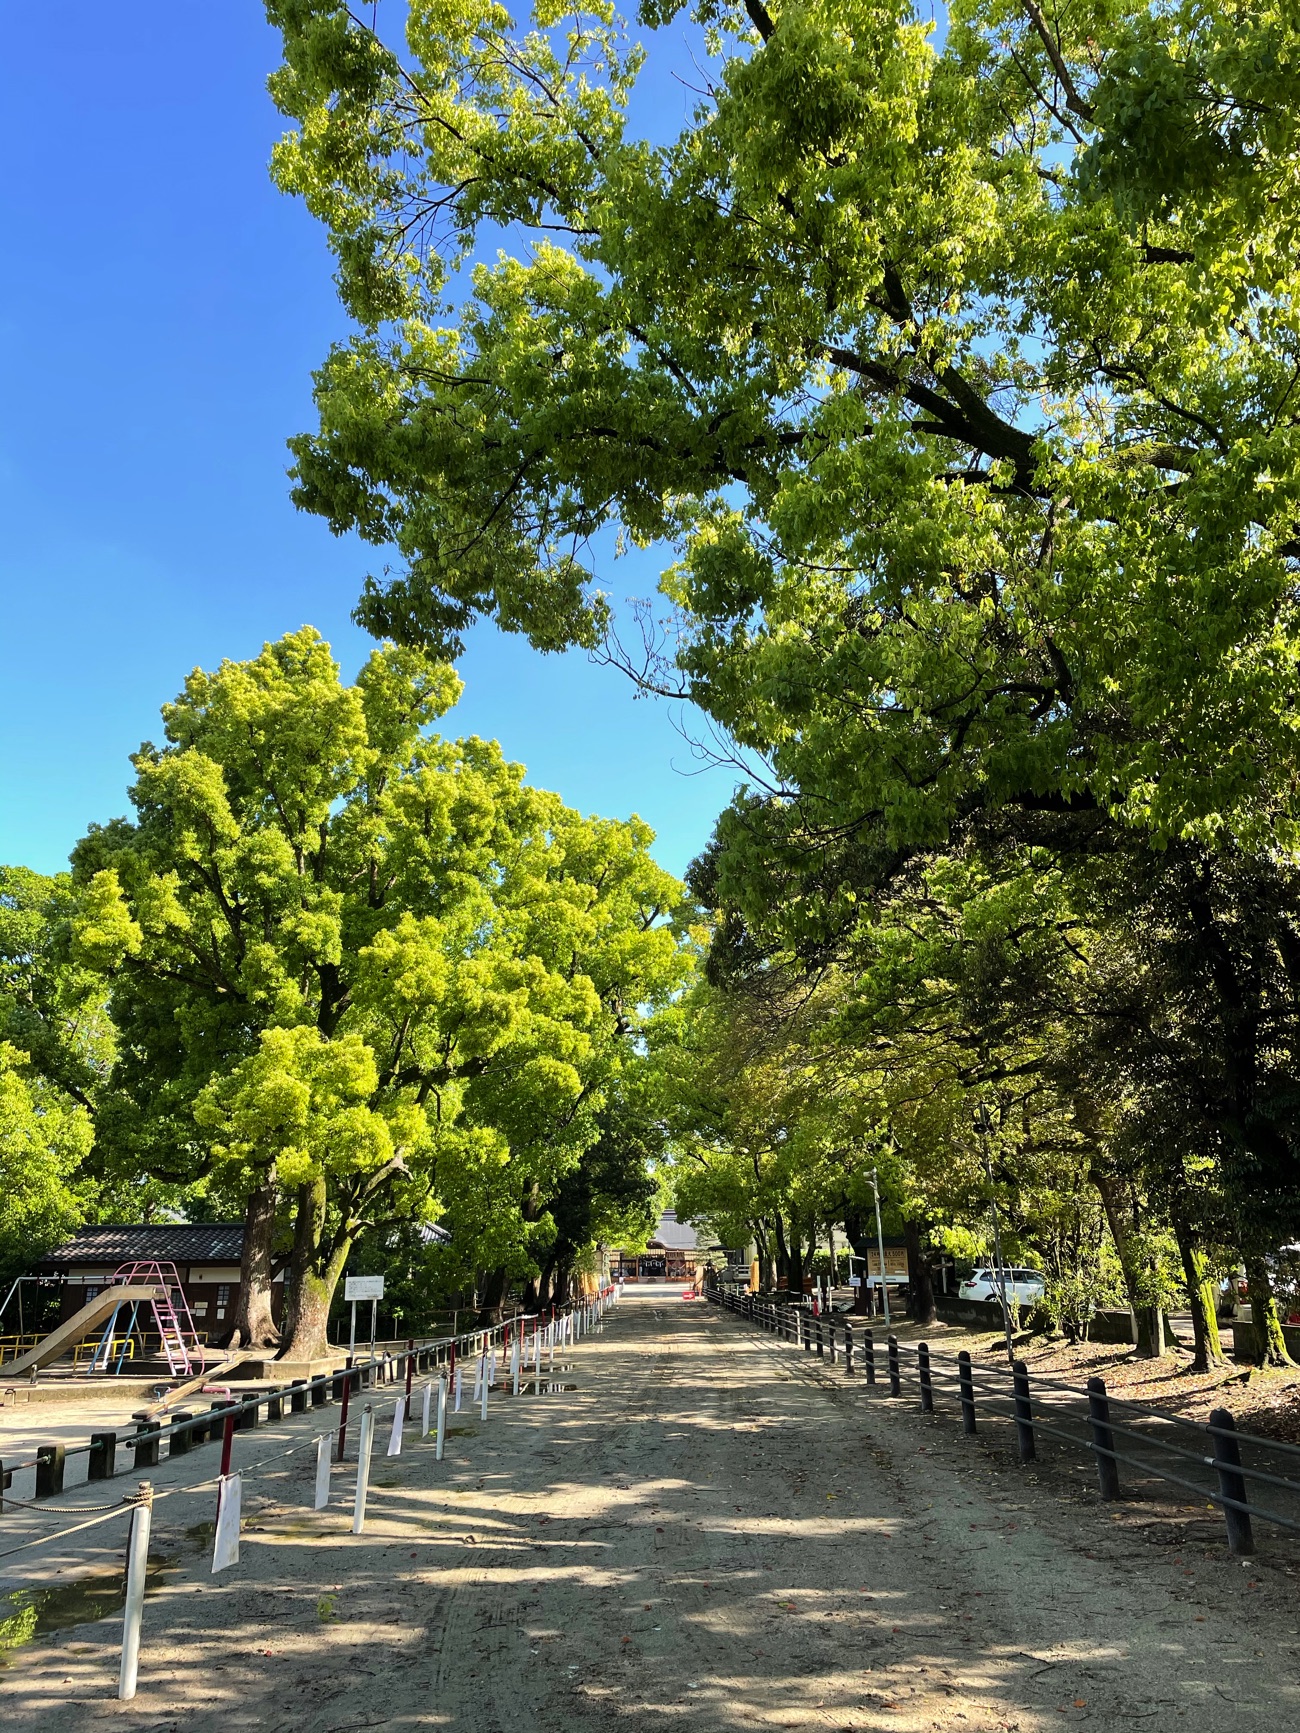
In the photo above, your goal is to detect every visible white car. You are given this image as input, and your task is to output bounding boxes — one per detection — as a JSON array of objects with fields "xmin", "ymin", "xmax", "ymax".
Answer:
[{"xmin": 959, "ymin": 1267, "xmax": 1046, "ymax": 1307}]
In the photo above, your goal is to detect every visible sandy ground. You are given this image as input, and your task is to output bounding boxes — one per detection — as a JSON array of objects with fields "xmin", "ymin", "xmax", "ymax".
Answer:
[{"xmin": 2, "ymin": 1288, "xmax": 1299, "ymax": 1731}]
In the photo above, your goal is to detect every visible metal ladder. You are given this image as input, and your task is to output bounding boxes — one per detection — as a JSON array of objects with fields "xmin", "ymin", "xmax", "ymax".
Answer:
[{"xmin": 110, "ymin": 1260, "xmax": 207, "ymax": 1376}]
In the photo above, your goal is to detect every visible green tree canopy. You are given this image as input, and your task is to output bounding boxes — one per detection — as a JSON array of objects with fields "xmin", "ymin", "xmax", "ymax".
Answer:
[
  {"xmin": 268, "ymin": 0, "xmax": 1300, "ymax": 855},
  {"xmin": 75, "ymin": 627, "xmax": 690, "ymax": 1354}
]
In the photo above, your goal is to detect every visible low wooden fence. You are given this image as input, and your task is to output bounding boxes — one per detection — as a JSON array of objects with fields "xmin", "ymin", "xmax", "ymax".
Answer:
[
  {"xmin": 712, "ymin": 1288, "xmax": 1300, "ymax": 1559},
  {"xmin": 0, "ymin": 1294, "xmax": 606, "ymax": 1512}
]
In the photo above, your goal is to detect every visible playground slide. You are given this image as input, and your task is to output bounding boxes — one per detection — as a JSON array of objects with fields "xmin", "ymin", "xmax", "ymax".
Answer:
[{"xmin": 0, "ymin": 1285, "xmax": 166, "ymax": 1378}]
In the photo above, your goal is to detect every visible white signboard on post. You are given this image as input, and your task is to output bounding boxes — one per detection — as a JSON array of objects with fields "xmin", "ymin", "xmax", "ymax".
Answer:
[{"xmin": 345, "ymin": 1275, "xmax": 385, "ymax": 1301}]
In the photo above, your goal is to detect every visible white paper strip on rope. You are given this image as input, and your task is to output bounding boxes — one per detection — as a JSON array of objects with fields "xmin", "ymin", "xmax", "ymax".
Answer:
[
  {"xmin": 352, "ymin": 1406, "xmax": 375, "ymax": 1535},
  {"xmin": 212, "ymin": 1474, "xmax": 242, "ymax": 1572},
  {"xmin": 314, "ymin": 1433, "xmax": 331, "ymax": 1510},
  {"xmin": 388, "ymin": 1398, "xmax": 405, "ymax": 1457}
]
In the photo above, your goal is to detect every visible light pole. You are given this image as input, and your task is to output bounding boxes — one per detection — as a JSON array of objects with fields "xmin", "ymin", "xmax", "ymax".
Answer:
[
  {"xmin": 976, "ymin": 1104, "xmax": 1014, "ymax": 1363},
  {"xmin": 870, "ymin": 1166, "xmax": 891, "ymax": 1329}
]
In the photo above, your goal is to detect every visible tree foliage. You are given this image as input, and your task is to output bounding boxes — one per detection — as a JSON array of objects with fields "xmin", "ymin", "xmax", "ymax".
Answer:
[
  {"xmin": 72, "ymin": 627, "xmax": 689, "ymax": 1353},
  {"xmin": 266, "ymin": 0, "xmax": 1300, "ymax": 1360}
]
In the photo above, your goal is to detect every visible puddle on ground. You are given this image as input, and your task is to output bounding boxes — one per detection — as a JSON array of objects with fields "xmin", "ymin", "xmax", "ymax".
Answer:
[{"xmin": 0, "ymin": 1553, "xmax": 179, "ymax": 1658}]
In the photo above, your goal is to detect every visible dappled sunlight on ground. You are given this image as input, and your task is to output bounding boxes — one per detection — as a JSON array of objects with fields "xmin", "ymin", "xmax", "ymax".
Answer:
[{"xmin": 2, "ymin": 1289, "xmax": 1298, "ymax": 1731}]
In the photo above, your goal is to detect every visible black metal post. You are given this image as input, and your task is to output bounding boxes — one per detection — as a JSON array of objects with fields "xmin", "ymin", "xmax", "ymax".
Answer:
[
  {"xmin": 844, "ymin": 1322, "xmax": 854, "ymax": 1374},
  {"xmin": 918, "ymin": 1342, "xmax": 934, "ymax": 1413},
  {"xmin": 1086, "ymin": 1377, "xmax": 1120, "ymax": 1500},
  {"xmin": 290, "ymin": 1379, "xmax": 307, "ymax": 1414},
  {"xmin": 803, "ymin": 1311, "xmax": 812, "ymax": 1352},
  {"xmin": 1012, "ymin": 1360, "xmax": 1035, "ymax": 1463},
  {"xmin": 958, "ymin": 1351, "xmax": 976, "ymax": 1434},
  {"xmin": 815, "ymin": 1318, "xmax": 825, "ymax": 1358},
  {"xmin": 863, "ymin": 1328, "xmax": 876, "ymax": 1385},
  {"xmin": 887, "ymin": 1334, "xmax": 901, "ymax": 1397},
  {"xmin": 1208, "ymin": 1407, "xmax": 1255, "ymax": 1556}
]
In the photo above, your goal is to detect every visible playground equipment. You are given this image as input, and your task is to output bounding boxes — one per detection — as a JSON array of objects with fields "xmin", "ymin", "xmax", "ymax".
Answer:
[
  {"xmin": 92, "ymin": 1261, "xmax": 207, "ymax": 1376},
  {"xmin": 0, "ymin": 1260, "xmax": 207, "ymax": 1379}
]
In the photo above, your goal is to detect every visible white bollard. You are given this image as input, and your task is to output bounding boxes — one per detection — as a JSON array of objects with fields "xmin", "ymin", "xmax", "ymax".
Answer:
[
  {"xmin": 117, "ymin": 1484, "xmax": 152, "ymax": 1701},
  {"xmin": 314, "ymin": 1433, "xmax": 332, "ymax": 1510},
  {"xmin": 436, "ymin": 1373, "xmax": 447, "ymax": 1461},
  {"xmin": 548, "ymin": 1321, "xmax": 555, "ymax": 1370},
  {"xmin": 480, "ymin": 1366, "xmax": 489, "ymax": 1421},
  {"xmin": 534, "ymin": 1323, "xmax": 542, "ymax": 1375},
  {"xmin": 511, "ymin": 1334, "xmax": 521, "ymax": 1395},
  {"xmin": 421, "ymin": 1380, "xmax": 433, "ymax": 1438},
  {"xmin": 387, "ymin": 1398, "xmax": 405, "ymax": 1457},
  {"xmin": 454, "ymin": 1362, "xmax": 463, "ymax": 1412},
  {"xmin": 472, "ymin": 1352, "xmax": 483, "ymax": 1402},
  {"xmin": 489, "ymin": 1345, "xmax": 498, "ymax": 1386},
  {"xmin": 352, "ymin": 1405, "xmax": 375, "ymax": 1534}
]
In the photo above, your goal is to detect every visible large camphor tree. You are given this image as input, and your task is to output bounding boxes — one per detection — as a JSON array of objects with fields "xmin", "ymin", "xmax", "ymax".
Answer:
[
  {"xmin": 76, "ymin": 629, "xmax": 687, "ymax": 1359},
  {"xmin": 266, "ymin": 0, "xmax": 1300, "ymax": 1353}
]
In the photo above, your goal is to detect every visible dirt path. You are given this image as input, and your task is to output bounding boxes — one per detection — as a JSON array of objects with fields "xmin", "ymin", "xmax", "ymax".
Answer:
[{"xmin": 2, "ymin": 1289, "xmax": 1298, "ymax": 1731}]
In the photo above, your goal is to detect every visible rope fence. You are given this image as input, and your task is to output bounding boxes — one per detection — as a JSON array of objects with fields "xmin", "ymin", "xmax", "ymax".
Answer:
[{"xmin": 0, "ymin": 1284, "xmax": 621, "ymax": 1700}]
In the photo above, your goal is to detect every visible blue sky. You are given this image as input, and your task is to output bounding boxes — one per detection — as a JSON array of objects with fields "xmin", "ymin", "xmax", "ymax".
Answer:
[{"xmin": 0, "ymin": 4, "xmax": 736, "ymax": 883}]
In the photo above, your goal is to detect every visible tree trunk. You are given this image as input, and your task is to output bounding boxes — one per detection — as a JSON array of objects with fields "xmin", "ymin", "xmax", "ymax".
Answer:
[
  {"xmin": 1174, "ymin": 1220, "xmax": 1224, "ymax": 1372},
  {"xmin": 785, "ymin": 1224, "xmax": 803, "ymax": 1300},
  {"xmin": 841, "ymin": 1209, "xmax": 873, "ymax": 1313},
  {"xmin": 772, "ymin": 1213, "xmax": 789, "ymax": 1290},
  {"xmin": 227, "ymin": 1181, "xmax": 281, "ymax": 1350},
  {"xmin": 1093, "ymin": 1171, "xmax": 1165, "ymax": 1355},
  {"xmin": 753, "ymin": 1222, "xmax": 775, "ymax": 1293},
  {"xmin": 278, "ymin": 1177, "xmax": 352, "ymax": 1362},
  {"xmin": 1243, "ymin": 1252, "xmax": 1295, "ymax": 1367},
  {"xmin": 904, "ymin": 1219, "xmax": 937, "ymax": 1327},
  {"xmin": 477, "ymin": 1266, "xmax": 509, "ymax": 1326}
]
